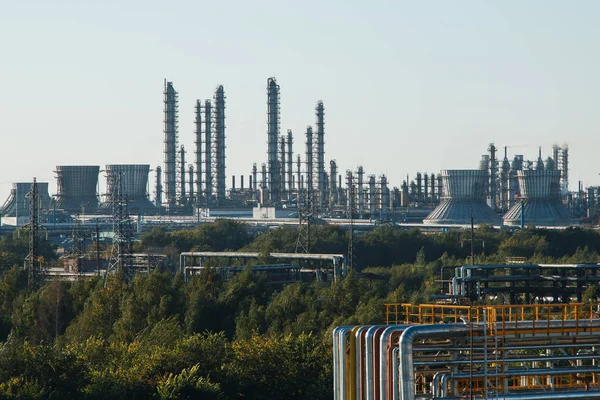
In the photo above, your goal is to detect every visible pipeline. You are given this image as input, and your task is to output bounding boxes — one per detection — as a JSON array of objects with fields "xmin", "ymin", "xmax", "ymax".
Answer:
[
  {"xmin": 433, "ymin": 367, "xmax": 600, "ymax": 398},
  {"xmin": 399, "ymin": 323, "xmax": 472, "ymax": 400},
  {"xmin": 378, "ymin": 325, "xmax": 410, "ymax": 400}
]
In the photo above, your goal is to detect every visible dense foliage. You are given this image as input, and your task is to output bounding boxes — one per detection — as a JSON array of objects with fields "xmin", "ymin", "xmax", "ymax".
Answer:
[{"xmin": 0, "ymin": 222, "xmax": 599, "ymax": 398}]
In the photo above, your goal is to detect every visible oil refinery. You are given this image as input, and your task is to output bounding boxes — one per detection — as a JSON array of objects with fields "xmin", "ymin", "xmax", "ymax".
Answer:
[{"xmin": 1, "ymin": 78, "xmax": 597, "ymax": 230}]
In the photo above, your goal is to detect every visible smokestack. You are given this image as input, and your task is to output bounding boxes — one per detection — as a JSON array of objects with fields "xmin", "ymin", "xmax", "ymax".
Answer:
[
  {"xmin": 241, "ymin": 175, "xmax": 244, "ymax": 190},
  {"xmin": 232, "ymin": 175, "xmax": 236, "ymax": 190}
]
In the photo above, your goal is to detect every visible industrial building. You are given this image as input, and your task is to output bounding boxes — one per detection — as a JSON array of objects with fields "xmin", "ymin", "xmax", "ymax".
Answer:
[
  {"xmin": 0, "ymin": 182, "xmax": 53, "ymax": 223},
  {"xmin": 55, "ymin": 165, "xmax": 100, "ymax": 213},
  {"xmin": 424, "ymin": 170, "xmax": 501, "ymax": 225},
  {"xmin": 102, "ymin": 164, "xmax": 155, "ymax": 215},
  {"xmin": 503, "ymin": 169, "xmax": 576, "ymax": 226}
]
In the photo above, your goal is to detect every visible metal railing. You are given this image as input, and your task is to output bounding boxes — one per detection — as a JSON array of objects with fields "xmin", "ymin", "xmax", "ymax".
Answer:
[{"xmin": 385, "ymin": 303, "xmax": 599, "ymax": 334}]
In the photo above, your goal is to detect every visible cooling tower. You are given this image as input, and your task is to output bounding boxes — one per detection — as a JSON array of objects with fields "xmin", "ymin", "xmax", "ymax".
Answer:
[
  {"xmin": 503, "ymin": 170, "xmax": 576, "ymax": 226},
  {"xmin": 104, "ymin": 164, "xmax": 155, "ymax": 213},
  {"xmin": 0, "ymin": 182, "xmax": 52, "ymax": 217},
  {"xmin": 55, "ymin": 166, "xmax": 99, "ymax": 212},
  {"xmin": 424, "ymin": 170, "xmax": 501, "ymax": 225}
]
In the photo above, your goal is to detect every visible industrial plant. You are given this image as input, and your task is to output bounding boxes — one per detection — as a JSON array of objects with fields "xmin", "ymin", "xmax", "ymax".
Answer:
[{"xmin": 1, "ymin": 77, "xmax": 598, "ymax": 230}]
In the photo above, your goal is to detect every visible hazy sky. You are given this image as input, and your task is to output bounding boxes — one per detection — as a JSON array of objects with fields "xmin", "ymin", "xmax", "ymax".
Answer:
[{"xmin": 1, "ymin": 0, "xmax": 598, "ymax": 200}]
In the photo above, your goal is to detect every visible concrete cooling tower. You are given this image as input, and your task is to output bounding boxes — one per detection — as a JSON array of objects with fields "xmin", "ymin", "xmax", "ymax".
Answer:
[
  {"xmin": 0, "ymin": 182, "xmax": 52, "ymax": 217},
  {"xmin": 55, "ymin": 165, "xmax": 100, "ymax": 212},
  {"xmin": 103, "ymin": 164, "xmax": 155, "ymax": 214},
  {"xmin": 423, "ymin": 170, "xmax": 501, "ymax": 225},
  {"xmin": 503, "ymin": 170, "xmax": 576, "ymax": 226}
]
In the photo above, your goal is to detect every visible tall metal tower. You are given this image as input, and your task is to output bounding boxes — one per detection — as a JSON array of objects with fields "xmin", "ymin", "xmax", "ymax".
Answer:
[
  {"xmin": 559, "ymin": 145, "xmax": 569, "ymax": 195},
  {"xmin": 213, "ymin": 85, "xmax": 226, "ymax": 205},
  {"xmin": 500, "ymin": 147, "xmax": 511, "ymax": 211},
  {"xmin": 154, "ymin": 166, "xmax": 162, "ymax": 208},
  {"xmin": 267, "ymin": 78, "xmax": 281, "ymax": 203},
  {"xmin": 357, "ymin": 166, "xmax": 364, "ymax": 216},
  {"xmin": 368, "ymin": 175, "xmax": 376, "ymax": 215},
  {"xmin": 287, "ymin": 130, "xmax": 293, "ymax": 200},
  {"xmin": 488, "ymin": 143, "xmax": 498, "ymax": 210},
  {"xmin": 163, "ymin": 80, "xmax": 179, "ymax": 207},
  {"xmin": 178, "ymin": 145, "xmax": 186, "ymax": 205},
  {"xmin": 305, "ymin": 126, "xmax": 314, "ymax": 211},
  {"xmin": 204, "ymin": 100, "xmax": 212, "ymax": 208},
  {"xmin": 279, "ymin": 135, "xmax": 286, "ymax": 200},
  {"xmin": 194, "ymin": 100, "xmax": 203, "ymax": 205},
  {"xmin": 346, "ymin": 170, "xmax": 356, "ymax": 270},
  {"xmin": 314, "ymin": 101, "xmax": 326, "ymax": 210},
  {"xmin": 261, "ymin": 163, "xmax": 267, "ymax": 192},
  {"xmin": 188, "ymin": 165, "xmax": 195, "ymax": 205},
  {"xmin": 330, "ymin": 160, "xmax": 338, "ymax": 208},
  {"xmin": 107, "ymin": 172, "xmax": 133, "ymax": 281},
  {"xmin": 25, "ymin": 178, "xmax": 43, "ymax": 290},
  {"xmin": 252, "ymin": 163, "xmax": 258, "ymax": 201},
  {"xmin": 296, "ymin": 154, "xmax": 302, "ymax": 205}
]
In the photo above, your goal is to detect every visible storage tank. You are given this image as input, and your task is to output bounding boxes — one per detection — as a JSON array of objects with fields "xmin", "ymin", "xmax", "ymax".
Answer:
[{"xmin": 424, "ymin": 170, "xmax": 501, "ymax": 225}]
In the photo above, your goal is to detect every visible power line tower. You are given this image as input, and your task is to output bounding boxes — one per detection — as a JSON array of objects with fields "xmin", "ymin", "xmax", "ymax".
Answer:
[
  {"xmin": 107, "ymin": 172, "xmax": 133, "ymax": 281},
  {"xmin": 25, "ymin": 178, "xmax": 44, "ymax": 290},
  {"xmin": 295, "ymin": 196, "xmax": 313, "ymax": 254},
  {"xmin": 296, "ymin": 126, "xmax": 315, "ymax": 253},
  {"xmin": 346, "ymin": 170, "xmax": 357, "ymax": 270}
]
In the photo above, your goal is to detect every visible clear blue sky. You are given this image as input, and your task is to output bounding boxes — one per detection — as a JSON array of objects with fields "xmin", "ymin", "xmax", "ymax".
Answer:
[{"xmin": 1, "ymin": 0, "xmax": 598, "ymax": 200}]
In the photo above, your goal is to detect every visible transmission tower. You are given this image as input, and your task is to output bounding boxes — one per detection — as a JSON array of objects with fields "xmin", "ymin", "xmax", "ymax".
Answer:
[
  {"xmin": 107, "ymin": 172, "xmax": 133, "ymax": 281},
  {"xmin": 295, "ymin": 195, "xmax": 313, "ymax": 254},
  {"xmin": 25, "ymin": 178, "xmax": 44, "ymax": 290},
  {"xmin": 296, "ymin": 126, "xmax": 316, "ymax": 254}
]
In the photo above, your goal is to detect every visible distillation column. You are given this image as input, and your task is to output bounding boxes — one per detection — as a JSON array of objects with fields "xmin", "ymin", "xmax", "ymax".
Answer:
[
  {"xmin": 252, "ymin": 163, "xmax": 258, "ymax": 201},
  {"xmin": 330, "ymin": 160, "xmax": 338, "ymax": 208},
  {"xmin": 287, "ymin": 130, "xmax": 293, "ymax": 200},
  {"xmin": 213, "ymin": 85, "xmax": 226, "ymax": 205},
  {"xmin": 280, "ymin": 135, "xmax": 286, "ymax": 200},
  {"xmin": 305, "ymin": 126, "xmax": 314, "ymax": 207},
  {"xmin": 369, "ymin": 175, "xmax": 376, "ymax": 215},
  {"xmin": 357, "ymin": 166, "xmax": 364, "ymax": 216},
  {"xmin": 194, "ymin": 100, "xmax": 202, "ymax": 205},
  {"xmin": 204, "ymin": 100, "xmax": 212, "ymax": 207},
  {"xmin": 315, "ymin": 101, "xmax": 326, "ymax": 210},
  {"xmin": 488, "ymin": 143, "xmax": 498, "ymax": 210},
  {"xmin": 267, "ymin": 78, "xmax": 281, "ymax": 203},
  {"xmin": 154, "ymin": 166, "xmax": 162, "ymax": 208},
  {"xmin": 163, "ymin": 80, "xmax": 178, "ymax": 207},
  {"xmin": 178, "ymin": 145, "xmax": 186, "ymax": 205}
]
